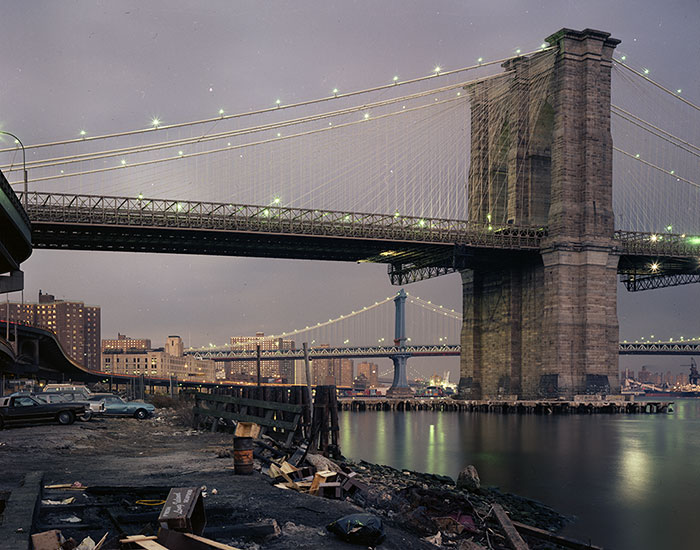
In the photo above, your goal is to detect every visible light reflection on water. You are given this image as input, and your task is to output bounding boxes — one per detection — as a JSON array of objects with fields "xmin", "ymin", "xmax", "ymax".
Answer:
[{"xmin": 339, "ymin": 400, "xmax": 700, "ymax": 550}]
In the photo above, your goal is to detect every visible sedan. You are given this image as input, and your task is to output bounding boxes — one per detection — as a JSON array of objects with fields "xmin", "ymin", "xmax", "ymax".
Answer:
[
  {"xmin": 35, "ymin": 392, "xmax": 105, "ymax": 421},
  {"xmin": 88, "ymin": 395, "xmax": 155, "ymax": 419},
  {"xmin": 0, "ymin": 395, "xmax": 86, "ymax": 428}
]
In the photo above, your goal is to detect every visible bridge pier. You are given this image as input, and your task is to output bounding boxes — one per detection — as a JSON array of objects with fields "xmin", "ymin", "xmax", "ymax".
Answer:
[{"xmin": 458, "ymin": 28, "xmax": 621, "ymax": 400}]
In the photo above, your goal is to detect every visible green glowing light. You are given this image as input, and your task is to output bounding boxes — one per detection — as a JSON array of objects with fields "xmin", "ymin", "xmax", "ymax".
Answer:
[
  {"xmin": 393, "ymin": 76, "xmax": 398, "ymax": 82},
  {"xmin": 79, "ymin": 130, "xmax": 86, "ymax": 136},
  {"xmin": 687, "ymin": 236, "xmax": 700, "ymax": 245},
  {"xmin": 273, "ymin": 197, "xmax": 281, "ymax": 204},
  {"xmin": 219, "ymin": 108, "xmax": 225, "ymax": 115},
  {"xmin": 477, "ymin": 57, "xmax": 483, "ymax": 63}
]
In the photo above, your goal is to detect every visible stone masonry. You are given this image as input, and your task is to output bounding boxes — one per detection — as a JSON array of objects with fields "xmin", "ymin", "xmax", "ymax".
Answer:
[{"xmin": 458, "ymin": 29, "xmax": 621, "ymax": 399}]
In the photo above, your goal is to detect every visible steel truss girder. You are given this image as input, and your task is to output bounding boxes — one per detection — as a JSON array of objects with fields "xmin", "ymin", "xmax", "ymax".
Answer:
[{"xmin": 620, "ymin": 273, "xmax": 700, "ymax": 291}]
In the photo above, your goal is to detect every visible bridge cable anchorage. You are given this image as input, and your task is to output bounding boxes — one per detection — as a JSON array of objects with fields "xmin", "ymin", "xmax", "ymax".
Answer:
[{"xmin": 0, "ymin": 46, "xmax": 555, "ymax": 154}]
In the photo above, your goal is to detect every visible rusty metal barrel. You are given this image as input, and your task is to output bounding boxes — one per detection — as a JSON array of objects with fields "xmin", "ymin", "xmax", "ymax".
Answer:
[{"xmin": 233, "ymin": 436, "xmax": 254, "ymax": 474}]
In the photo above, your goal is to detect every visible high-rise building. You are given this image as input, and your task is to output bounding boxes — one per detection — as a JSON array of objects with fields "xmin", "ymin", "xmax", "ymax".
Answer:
[
  {"xmin": 2, "ymin": 291, "xmax": 101, "ymax": 370},
  {"xmin": 311, "ymin": 348, "xmax": 352, "ymax": 387},
  {"xmin": 102, "ymin": 333, "xmax": 151, "ymax": 353},
  {"xmin": 229, "ymin": 332, "xmax": 296, "ymax": 383},
  {"xmin": 357, "ymin": 362, "xmax": 379, "ymax": 387}
]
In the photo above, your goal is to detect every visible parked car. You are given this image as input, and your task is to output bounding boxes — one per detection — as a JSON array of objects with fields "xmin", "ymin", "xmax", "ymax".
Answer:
[
  {"xmin": 43, "ymin": 384, "xmax": 92, "ymax": 398},
  {"xmin": 0, "ymin": 395, "xmax": 86, "ymax": 429},
  {"xmin": 87, "ymin": 395, "xmax": 155, "ymax": 419},
  {"xmin": 35, "ymin": 392, "xmax": 105, "ymax": 421}
]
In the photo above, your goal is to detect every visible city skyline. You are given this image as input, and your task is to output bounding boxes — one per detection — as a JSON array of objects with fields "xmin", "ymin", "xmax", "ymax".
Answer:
[{"xmin": 2, "ymin": 1, "xmax": 699, "ymax": 377}]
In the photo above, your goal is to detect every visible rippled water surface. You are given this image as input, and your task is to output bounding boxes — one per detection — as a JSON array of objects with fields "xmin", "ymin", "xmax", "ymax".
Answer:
[{"xmin": 339, "ymin": 399, "xmax": 700, "ymax": 550}]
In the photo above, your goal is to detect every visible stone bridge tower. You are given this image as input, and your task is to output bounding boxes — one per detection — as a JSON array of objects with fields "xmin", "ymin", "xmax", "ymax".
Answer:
[{"xmin": 458, "ymin": 29, "xmax": 621, "ymax": 399}]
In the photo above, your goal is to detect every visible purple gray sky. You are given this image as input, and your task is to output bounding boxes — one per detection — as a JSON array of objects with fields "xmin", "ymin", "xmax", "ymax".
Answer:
[{"xmin": 2, "ymin": 1, "xmax": 699, "ymax": 377}]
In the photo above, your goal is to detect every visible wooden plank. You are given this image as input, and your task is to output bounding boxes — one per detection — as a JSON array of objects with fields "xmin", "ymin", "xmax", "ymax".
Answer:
[
  {"xmin": 195, "ymin": 392, "xmax": 302, "ymax": 413},
  {"xmin": 512, "ymin": 521, "xmax": 604, "ymax": 550},
  {"xmin": 192, "ymin": 407, "xmax": 298, "ymax": 431},
  {"xmin": 183, "ymin": 532, "xmax": 242, "ymax": 550},
  {"xmin": 492, "ymin": 504, "xmax": 530, "ymax": 550},
  {"xmin": 132, "ymin": 540, "xmax": 170, "ymax": 550},
  {"xmin": 120, "ymin": 535, "xmax": 158, "ymax": 542}
]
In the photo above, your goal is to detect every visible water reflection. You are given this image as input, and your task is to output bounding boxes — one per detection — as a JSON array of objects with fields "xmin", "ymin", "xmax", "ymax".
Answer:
[{"xmin": 339, "ymin": 400, "xmax": 700, "ymax": 550}]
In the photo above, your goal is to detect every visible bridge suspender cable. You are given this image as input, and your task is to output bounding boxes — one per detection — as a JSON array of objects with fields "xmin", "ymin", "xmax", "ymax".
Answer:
[
  {"xmin": 613, "ymin": 147, "xmax": 700, "ymax": 190},
  {"xmin": 13, "ymin": 95, "xmax": 467, "ymax": 184},
  {"xmin": 1, "ymin": 74, "xmax": 500, "ymax": 173},
  {"xmin": 611, "ymin": 105, "xmax": 700, "ymax": 157},
  {"xmin": 0, "ymin": 46, "xmax": 554, "ymax": 154},
  {"xmin": 613, "ymin": 59, "xmax": 700, "ymax": 113}
]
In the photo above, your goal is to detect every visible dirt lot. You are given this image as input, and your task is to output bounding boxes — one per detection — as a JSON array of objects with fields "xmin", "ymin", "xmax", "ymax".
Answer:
[{"xmin": 0, "ymin": 412, "xmax": 435, "ymax": 549}]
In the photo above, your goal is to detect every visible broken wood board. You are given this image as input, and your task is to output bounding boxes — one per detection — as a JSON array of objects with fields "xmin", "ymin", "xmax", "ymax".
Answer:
[
  {"xmin": 309, "ymin": 470, "xmax": 336, "ymax": 496},
  {"xmin": 512, "ymin": 521, "xmax": 604, "ymax": 550},
  {"xmin": 492, "ymin": 504, "xmax": 530, "ymax": 550}
]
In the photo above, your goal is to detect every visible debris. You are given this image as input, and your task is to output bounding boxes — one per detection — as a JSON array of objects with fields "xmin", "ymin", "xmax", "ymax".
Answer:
[
  {"xmin": 42, "ymin": 497, "xmax": 76, "ymax": 505},
  {"xmin": 234, "ymin": 421, "xmax": 261, "ymax": 439},
  {"xmin": 75, "ymin": 535, "xmax": 96, "ymax": 550},
  {"xmin": 492, "ymin": 503, "xmax": 530, "ymax": 550},
  {"xmin": 31, "ymin": 529, "xmax": 64, "ymax": 550},
  {"xmin": 423, "ymin": 531, "xmax": 442, "ymax": 546},
  {"xmin": 326, "ymin": 513, "xmax": 386, "ymax": 546},
  {"xmin": 233, "ymin": 436, "xmax": 254, "ymax": 475},
  {"xmin": 309, "ymin": 470, "xmax": 336, "ymax": 496},
  {"xmin": 457, "ymin": 465, "xmax": 481, "ymax": 491},
  {"xmin": 511, "ymin": 520, "xmax": 605, "ymax": 550},
  {"xmin": 59, "ymin": 515, "xmax": 82, "ymax": 523},
  {"xmin": 305, "ymin": 452, "xmax": 342, "ymax": 473},
  {"xmin": 158, "ymin": 486, "xmax": 207, "ymax": 535}
]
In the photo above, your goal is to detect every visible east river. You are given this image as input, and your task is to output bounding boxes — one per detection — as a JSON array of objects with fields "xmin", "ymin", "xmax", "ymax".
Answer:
[{"xmin": 339, "ymin": 398, "xmax": 700, "ymax": 550}]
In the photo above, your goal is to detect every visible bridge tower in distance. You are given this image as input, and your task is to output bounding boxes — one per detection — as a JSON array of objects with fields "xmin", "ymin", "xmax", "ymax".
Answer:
[{"xmin": 458, "ymin": 29, "xmax": 621, "ymax": 399}]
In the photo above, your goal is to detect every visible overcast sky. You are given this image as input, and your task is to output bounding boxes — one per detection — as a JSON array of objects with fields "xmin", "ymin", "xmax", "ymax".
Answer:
[{"xmin": 2, "ymin": 1, "xmax": 699, "ymax": 377}]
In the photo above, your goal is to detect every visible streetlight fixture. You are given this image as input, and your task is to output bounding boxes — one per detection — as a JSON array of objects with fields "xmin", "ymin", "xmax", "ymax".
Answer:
[{"xmin": 0, "ymin": 131, "xmax": 27, "ymax": 209}]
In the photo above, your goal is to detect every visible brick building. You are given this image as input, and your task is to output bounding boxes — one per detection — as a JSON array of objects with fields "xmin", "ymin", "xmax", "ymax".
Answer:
[{"xmin": 2, "ymin": 291, "xmax": 101, "ymax": 370}]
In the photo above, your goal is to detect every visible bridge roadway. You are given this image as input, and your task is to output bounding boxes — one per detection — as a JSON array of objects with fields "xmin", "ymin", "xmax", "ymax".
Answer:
[
  {"xmin": 22, "ymin": 192, "xmax": 700, "ymax": 287},
  {"xmin": 187, "ymin": 341, "xmax": 700, "ymax": 361}
]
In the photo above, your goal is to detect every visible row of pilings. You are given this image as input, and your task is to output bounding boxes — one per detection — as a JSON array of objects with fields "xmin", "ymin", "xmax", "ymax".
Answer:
[{"xmin": 338, "ymin": 398, "xmax": 673, "ymax": 414}]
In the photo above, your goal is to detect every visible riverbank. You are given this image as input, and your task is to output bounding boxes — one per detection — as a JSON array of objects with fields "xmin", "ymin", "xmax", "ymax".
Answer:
[{"xmin": 0, "ymin": 408, "xmax": 595, "ymax": 549}]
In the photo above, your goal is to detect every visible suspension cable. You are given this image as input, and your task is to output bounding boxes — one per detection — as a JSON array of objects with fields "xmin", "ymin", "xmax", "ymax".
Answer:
[
  {"xmin": 614, "ymin": 147, "xmax": 699, "ymax": 189},
  {"xmin": 0, "ymin": 47, "xmax": 554, "ymax": 153},
  {"xmin": 613, "ymin": 59, "xmax": 700, "ymax": 113}
]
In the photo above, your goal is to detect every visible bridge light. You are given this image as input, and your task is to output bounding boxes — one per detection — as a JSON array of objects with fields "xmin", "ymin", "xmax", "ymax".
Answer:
[
  {"xmin": 273, "ymin": 196, "xmax": 281, "ymax": 204},
  {"xmin": 364, "ymin": 113, "xmax": 370, "ymax": 120},
  {"xmin": 620, "ymin": 55, "xmax": 626, "ymax": 61},
  {"xmin": 151, "ymin": 117, "xmax": 161, "ymax": 128},
  {"xmin": 650, "ymin": 234, "xmax": 658, "ymax": 242},
  {"xmin": 276, "ymin": 99, "xmax": 281, "ymax": 106},
  {"xmin": 277, "ymin": 132, "xmax": 281, "ymax": 137},
  {"xmin": 540, "ymin": 43, "xmax": 547, "ymax": 49},
  {"xmin": 138, "ymin": 193, "xmax": 143, "ymax": 200},
  {"xmin": 219, "ymin": 108, "xmax": 225, "ymax": 115},
  {"xmin": 677, "ymin": 89, "xmax": 682, "ymax": 94},
  {"xmin": 666, "ymin": 225, "xmax": 673, "ymax": 232},
  {"xmin": 477, "ymin": 57, "xmax": 483, "ymax": 64},
  {"xmin": 643, "ymin": 68, "xmax": 649, "ymax": 74},
  {"xmin": 120, "ymin": 159, "xmax": 126, "ymax": 165},
  {"xmin": 178, "ymin": 150, "xmax": 184, "ymax": 156},
  {"xmin": 515, "ymin": 49, "xmax": 521, "ymax": 55},
  {"xmin": 393, "ymin": 76, "xmax": 399, "ymax": 83},
  {"xmin": 79, "ymin": 130, "xmax": 86, "ymax": 137},
  {"xmin": 418, "ymin": 219, "xmax": 426, "ymax": 227},
  {"xmin": 650, "ymin": 262, "xmax": 660, "ymax": 273}
]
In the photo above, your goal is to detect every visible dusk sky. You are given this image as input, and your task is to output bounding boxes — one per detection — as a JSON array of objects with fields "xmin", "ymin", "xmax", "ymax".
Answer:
[{"xmin": 2, "ymin": 1, "xmax": 698, "ymax": 377}]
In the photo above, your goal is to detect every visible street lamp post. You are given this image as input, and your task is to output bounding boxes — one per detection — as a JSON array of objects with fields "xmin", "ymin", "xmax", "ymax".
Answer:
[{"xmin": 0, "ymin": 131, "xmax": 28, "ymax": 209}]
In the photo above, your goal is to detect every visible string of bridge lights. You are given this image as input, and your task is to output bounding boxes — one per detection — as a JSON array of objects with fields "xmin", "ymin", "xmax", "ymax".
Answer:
[
  {"xmin": 621, "ymin": 335, "xmax": 700, "ymax": 344},
  {"xmin": 0, "ymin": 75, "xmax": 489, "ymax": 175},
  {"xmin": 0, "ymin": 45, "xmax": 554, "ymax": 156}
]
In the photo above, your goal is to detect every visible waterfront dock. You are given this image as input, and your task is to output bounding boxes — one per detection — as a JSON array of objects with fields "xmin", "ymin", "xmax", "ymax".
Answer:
[{"xmin": 338, "ymin": 397, "xmax": 673, "ymax": 414}]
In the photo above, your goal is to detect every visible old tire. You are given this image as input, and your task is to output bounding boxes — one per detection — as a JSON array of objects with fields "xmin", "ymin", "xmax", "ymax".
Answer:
[
  {"xmin": 134, "ymin": 409, "xmax": 148, "ymax": 420},
  {"xmin": 79, "ymin": 410, "xmax": 93, "ymax": 422},
  {"xmin": 57, "ymin": 411, "xmax": 75, "ymax": 425}
]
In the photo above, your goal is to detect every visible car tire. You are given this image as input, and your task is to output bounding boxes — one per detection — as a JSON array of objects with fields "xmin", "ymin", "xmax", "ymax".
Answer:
[
  {"xmin": 79, "ymin": 410, "xmax": 92, "ymax": 422},
  {"xmin": 134, "ymin": 409, "xmax": 148, "ymax": 420},
  {"xmin": 57, "ymin": 411, "xmax": 75, "ymax": 425}
]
